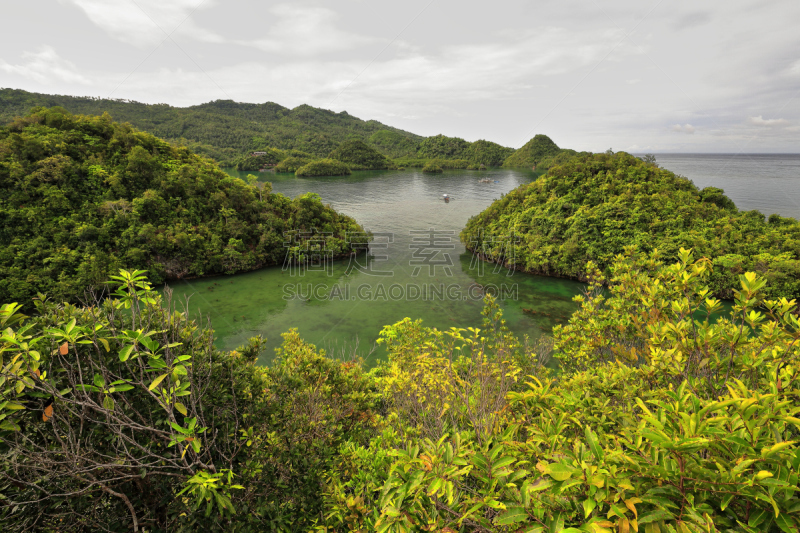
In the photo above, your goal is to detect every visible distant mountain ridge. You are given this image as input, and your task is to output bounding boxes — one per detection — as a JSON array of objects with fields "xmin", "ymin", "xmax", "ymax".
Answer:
[
  {"xmin": 0, "ymin": 88, "xmax": 575, "ymax": 170},
  {"xmin": 0, "ymin": 88, "xmax": 423, "ymax": 165}
]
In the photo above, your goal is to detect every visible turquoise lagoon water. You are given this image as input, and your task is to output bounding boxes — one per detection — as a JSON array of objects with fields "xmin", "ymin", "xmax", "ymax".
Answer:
[{"xmin": 163, "ymin": 168, "xmax": 585, "ymax": 365}]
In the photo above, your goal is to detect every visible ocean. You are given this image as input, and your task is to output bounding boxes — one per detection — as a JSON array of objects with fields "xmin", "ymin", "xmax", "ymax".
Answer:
[{"xmin": 650, "ymin": 153, "xmax": 800, "ymax": 219}]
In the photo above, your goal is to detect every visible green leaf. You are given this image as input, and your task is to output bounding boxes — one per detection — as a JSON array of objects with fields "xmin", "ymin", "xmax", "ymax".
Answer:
[
  {"xmin": 639, "ymin": 509, "xmax": 674, "ymax": 525},
  {"xmin": 93, "ymin": 374, "xmax": 105, "ymax": 388},
  {"xmin": 175, "ymin": 402, "xmax": 188, "ymax": 416},
  {"xmin": 170, "ymin": 422, "xmax": 190, "ymax": 435},
  {"xmin": 103, "ymin": 395, "xmax": 115, "ymax": 411},
  {"xmin": 721, "ymin": 493, "xmax": 735, "ymax": 511},
  {"xmin": 459, "ymin": 502, "xmax": 485, "ymax": 524},
  {"xmin": 545, "ymin": 463, "xmax": 574, "ymax": 481},
  {"xmin": 547, "ymin": 511, "xmax": 565, "ymax": 533},
  {"xmin": 749, "ymin": 508, "xmax": 768, "ymax": 528},
  {"xmin": 495, "ymin": 506, "xmax": 528, "ymax": 525},
  {"xmin": 148, "ymin": 373, "xmax": 168, "ymax": 391},
  {"xmin": 776, "ymin": 514, "xmax": 798, "ymax": 533},
  {"xmin": 585, "ymin": 426, "xmax": 603, "ymax": 461},
  {"xmin": 583, "ymin": 498, "xmax": 597, "ymax": 518},
  {"xmin": 119, "ymin": 344, "xmax": 134, "ymax": 362},
  {"xmin": 493, "ymin": 456, "xmax": 516, "ymax": 471}
]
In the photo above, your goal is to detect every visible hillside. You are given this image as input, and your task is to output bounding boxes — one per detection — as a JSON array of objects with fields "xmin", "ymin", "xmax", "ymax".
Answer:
[
  {"xmin": 502, "ymin": 133, "xmax": 576, "ymax": 169},
  {"xmin": 464, "ymin": 139, "xmax": 516, "ymax": 166},
  {"xmin": 463, "ymin": 151, "xmax": 800, "ymax": 298},
  {"xmin": 0, "ymin": 106, "xmax": 368, "ymax": 305},
  {"xmin": 416, "ymin": 134, "xmax": 516, "ymax": 167},
  {"xmin": 368, "ymin": 129, "xmax": 419, "ymax": 158},
  {"xmin": 328, "ymin": 139, "xmax": 394, "ymax": 170},
  {"xmin": 0, "ymin": 88, "xmax": 423, "ymax": 166}
]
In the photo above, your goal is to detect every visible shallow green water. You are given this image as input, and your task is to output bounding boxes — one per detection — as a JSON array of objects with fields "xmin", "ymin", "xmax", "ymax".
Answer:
[{"xmin": 163, "ymin": 168, "xmax": 586, "ymax": 365}]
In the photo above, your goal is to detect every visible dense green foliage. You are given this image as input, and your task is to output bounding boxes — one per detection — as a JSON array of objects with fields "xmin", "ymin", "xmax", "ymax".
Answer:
[
  {"xmin": 463, "ymin": 151, "xmax": 800, "ymax": 299},
  {"xmin": 295, "ymin": 158, "xmax": 352, "ymax": 177},
  {"xmin": 0, "ymin": 89, "xmax": 422, "ymax": 165},
  {"xmin": 275, "ymin": 155, "xmax": 315, "ymax": 173},
  {"xmin": 368, "ymin": 129, "xmax": 420, "ymax": 158},
  {"xmin": 234, "ymin": 148, "xmax": 286, "ymax": 170},
  {"xmin": 502, "ymin": 133, "xmax": 572, "ymax": 169},
  {"xmin": 317, "ymin": 250, "xmax": 800, "ymax": 532},
  {"xmin": 465, "ymin": 139, "xmax": 516, "ymax": 166},
  {"xmin": 0, "ymin": 107, "xmax": 367, "ymax": 306},
  {"xmin": 5, "ymin": 253, "xmax": 800, "ymax": 531},
  {"xmin": 417, "ymin": 134, "xmax": 472, "ymax": 159},
  {"xmin": 416, "ymin": 135, "xmax": 515, "ymax": 167},
  {"xmin": 0, "ymin": 271, "xmax": 378, "ymax": 532},
  {"xmin": 421, "ymin": 162, "xmax": 443, "ymax": 173},
  {"xmin": 328, "ymin": 139, "xmax": 395, "ymax": 170},
  {"xmin": 396, "ymin": 158, "xmax": 476, "ymax": 170}
]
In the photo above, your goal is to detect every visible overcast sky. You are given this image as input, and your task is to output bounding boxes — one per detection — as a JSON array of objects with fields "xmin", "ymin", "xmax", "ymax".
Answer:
[{"xmin": 1, "ymin": 0, "xmax": 798, "ymax": 152}]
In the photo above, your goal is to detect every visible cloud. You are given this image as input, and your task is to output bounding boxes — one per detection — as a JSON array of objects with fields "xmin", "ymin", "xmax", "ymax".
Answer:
[
  {"xmin": 672, "ymin": 11, "xmax": 712, "ymax": 30},
  {"xmin": 240, "ymin": 5, "xmax": 374, "ymax": 56},
  {"xmin": 671, "ymin": 124, "xmax": 696, "ymax": 134},
  {"xmin": 60, "ymin": 0, "xmax": 221, "ymax": 47},
  {"xmin": 0, "ymin": 46, "xmax": 91, "ymax": 85},
  {"xmin": 86, "ymin": 24, "xmax": 647, "ymax": 127},
  {"xmin": 321, "ymin": 26, "xmax": 644, "ymax": 105},
  {"xmin": 748, "ymin": 115, "xmax": 789, "ymax": 127}
]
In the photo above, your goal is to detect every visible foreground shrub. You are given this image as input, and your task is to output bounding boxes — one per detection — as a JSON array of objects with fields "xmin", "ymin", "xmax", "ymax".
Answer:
[
  {"xmin": 0, "ymin": 272, "xmax": 380, "ymax": 532},
  {"xmin": 319, "ymin": 251, "xmax": 800, "ymax": 532},
  {"xmin": 0, "ymin": 271, "xmax": 266, "ymax": 531}
]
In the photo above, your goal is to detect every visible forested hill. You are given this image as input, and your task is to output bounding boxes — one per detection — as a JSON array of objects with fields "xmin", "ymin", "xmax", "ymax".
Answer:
[
  {"xmin": 0, "ymin": 88, "xmax": 423, "ymax": 165},
  {"xmin": 0, "ymin": 106, "xmax": 368, "ymax": 306},
  {"xmin": 462, "ymin": 151, "xmax": 800, "ymax": 299}
]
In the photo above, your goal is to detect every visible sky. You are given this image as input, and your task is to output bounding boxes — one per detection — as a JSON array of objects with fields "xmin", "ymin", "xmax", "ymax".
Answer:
[{"xmin": 1, "ymin": 0, "xmax": 798, "ymax": 152}]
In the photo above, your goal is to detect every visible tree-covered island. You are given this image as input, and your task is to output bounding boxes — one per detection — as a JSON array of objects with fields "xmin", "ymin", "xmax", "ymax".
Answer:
[{"xmin": 0, "ymin": 107, "xmax": 368, "ymax": 306}]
